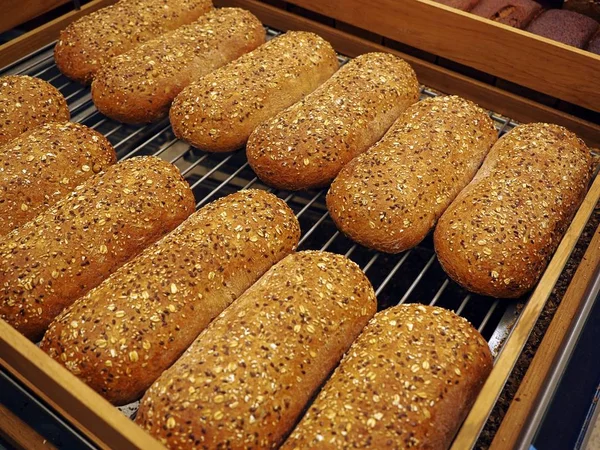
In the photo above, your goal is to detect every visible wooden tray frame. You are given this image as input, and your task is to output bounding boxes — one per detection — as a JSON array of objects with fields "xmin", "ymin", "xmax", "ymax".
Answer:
[{"xmin": 1, "ymin": 1, "xmax": 600, "ymax": 449}]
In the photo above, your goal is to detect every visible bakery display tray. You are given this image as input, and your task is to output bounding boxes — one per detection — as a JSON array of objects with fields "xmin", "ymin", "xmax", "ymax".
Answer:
[{"xmin": 1, "ymin": 24, "xmax": 598, "ymax": 450}]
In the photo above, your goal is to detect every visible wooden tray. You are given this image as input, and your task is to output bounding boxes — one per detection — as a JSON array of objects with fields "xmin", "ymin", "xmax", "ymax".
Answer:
[{"xmin": 1, "ymin": 1, "xmax": 600, "ymax": 449}]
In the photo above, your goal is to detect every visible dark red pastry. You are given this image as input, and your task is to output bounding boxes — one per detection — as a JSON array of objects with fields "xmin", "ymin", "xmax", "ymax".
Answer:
[
  {"xmin": 471, "ymin": 0, "xmax": 543, "ymax": 28},
  {"xmin": 587, "ymin": 31, "xmax": 600, "ymax": 53},
  {"xmin": 563, "ymin": 0, "xmax": 600, "ymax": 22},
  {"xmin": 434, "ymin": 0, "xmax": 481, "ymax": 11},
  {"xmin": 527, "ymin": 9, "xmax": 599, "ymax": 47}
]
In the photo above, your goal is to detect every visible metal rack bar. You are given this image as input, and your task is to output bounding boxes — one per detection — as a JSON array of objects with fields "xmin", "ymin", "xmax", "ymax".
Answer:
[
  {"xmin": 196, "ymin": 162, "xmax": 251, "ymax": 209},
  {"xmin": 398, "ymin": 254, "xmax": 437, "ymax": 304},
  {"xmin": 430, "ymin": 279, "xmax": 451, "ymax": 306},
  {"xmin": 188, "ymin": 154, "xmax": 235, "ymax": 189},
  {"xmin": 298, "ymin": 211, "xmax": 330, "ymax": 247},
  {"xmin": 456, "ymin": 295, "xmax": 472, "ymax": 316},
  {"xmin": 374, "ymin": 250, "xmax": 413, "ymax": 296},
  {"xmin": 320, "ymin": 231, "xmax": 340, "ymax": 252},
  {"xmin": 479, "ymin": 299, "xmax": 500, "ymax": 332},
  {"xmin": 295, "ymin": 191, "xmax": 324, "ymax": 219}
]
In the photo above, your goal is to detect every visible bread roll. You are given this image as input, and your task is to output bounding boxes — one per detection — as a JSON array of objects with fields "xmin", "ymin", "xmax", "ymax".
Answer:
[
  {"xmin": 327, "ymin": 96, "xmax": 497, "ymax": 254},
  {"xmin": 0, "ymin": 75, "xmax": 69, "ymax": 146},
  {"xmin": 54, "ymin": 0, "xmax": 214, "ymax": 84},
  {"xmin": 170, "ymin": 31, "xmax": 339, "ymax": 152},
  {"xmin": 41, "ymin": 190, "xmax": 300, "ymax": 405},
  {"xmin": 246, "ymin": 53, "xmax": 419, "ymax": 190},
  {"xmin": 0, "ymin": 122, "xmax": 116, "ymax": 237},
  {"xmin": 0, "ymin": 156, "xmax": 194, "ymax": 340},
  {"xmin": 283, "ymin": 304, "xmax": 493, "ymax": 450},
  {"xmin": 434, "ymin": 123, "xmax": 592, "ymax": 298},
  {"xmin": 136, "ymin": 250, "xmax": 377, "ymax": 449},
  {"xmin": 91, "ymin": 8, "xmax": 265, "ymax": 124}
]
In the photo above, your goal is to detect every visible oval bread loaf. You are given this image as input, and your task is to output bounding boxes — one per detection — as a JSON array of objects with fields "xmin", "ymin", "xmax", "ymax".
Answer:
[
  {"xmin": 0, "ymin": 122, "xmax": 116, "ymax": 237},
  {"xmin": 136, "ymin": 250, "xmax": 377, "ymax": 449},
  {"xmin": 0, "ymin": 75, "xmax": 70, "ymax": 146},
  {"xmin": 54, "ymin": 0, "xmax": 214, "ymax": 84},
  {"xmin": 327, "ymin": 95, "xmax": 498, "ymax": 254},
  {"xmin": 434, "ymin": 123, "xmax": 592, "ymax": 298},
  {"xmin": 91, "ymin": 8, "xmax": 265, "ymax": 124},
  {"xmin": 0, "ymin": 156, "xmax": 195, "ymax": 341},
  {"xmin": 41, "ymin": 189, "xmax": 300, "ymax": 405},
  {"xmin": 282, "ymin": 304, "xmax": 493, "ymax": 450},
  {"xmin": 247, "ymin": 52, "xmax": 420, "ymax": 190},
  {"xmin": 170, "ymin": 31, "xmax": 339, "ymax": 152}
]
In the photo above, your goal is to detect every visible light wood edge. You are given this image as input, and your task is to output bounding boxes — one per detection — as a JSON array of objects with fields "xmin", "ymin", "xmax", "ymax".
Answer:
[
  {"xmin": 0, "ymin": 402, "xmax": 57, "ymax": 450},
  {"xmin": 0, "ymin": 0, "xmax": 117, "ymax": 69},
  {"xmin": 216, "ymin": 0, "xmax": 600, "ymax": 148},
  {"xmin": 451, "ymin": 173, "xmax": 600, "ymax": 450},
  {"xmin": 489, "ymin": 223, "xmax": 600, "ymax": 450},
  {"xmin": 0, "ymin": 0, "xmax": 72, "ymax": 35},
  {"xmin": 0, "ymin": 320, "xmax": 165, "ymax": 450},
  {"xmin": 278, "ymin": 0, "xmax": 600, "ymax": 112}
]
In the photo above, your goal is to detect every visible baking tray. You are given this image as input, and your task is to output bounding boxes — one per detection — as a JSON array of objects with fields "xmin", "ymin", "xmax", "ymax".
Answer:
[{"xmin": 0, "ymin": 22, "xmax": 599, "ymax": 450}]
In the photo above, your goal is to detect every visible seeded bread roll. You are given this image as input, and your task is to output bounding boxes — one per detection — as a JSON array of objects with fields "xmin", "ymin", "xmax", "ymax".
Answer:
[
  {"xmin": 54, "ymin": 0, "xmax": 214, "ymax": 85},
  {"xmin": 434, "ymin": 123, "xmax": 592, "ymax": 298},
  {"xmin": 0, "ymin": 75, "xmax": 69, "ymax": 146},
  {"xmin": 136, "ymin": 250, "xmax": 377, "ymax": 449},
  {"xmin": 91, "ymin": 8, "xmax": 265, "ymax": 124},
  {"xmin": 0, "ymin": 122, "xmax": 116, "ymax": 237},
  {"xmin": 327, "ymin": 95, "xmax": 497, "ymax": 254},
  {"xmin": 0, "ymin": 156, "xmax": 195, "ymax": 341},
  {"xmin": 170, "ymin": 31, "xmax": 339, "ymax": 152},
  {"xmin": 41, "ymin": 190, "xmax": 300, "ymax": 405},
  {"xmin": 283, "ymin": 304, "xmax": 493, "ymax": 450},
  {"xmin": 246, "ymin": 53, "xmax": 419, "ymax": 190}
]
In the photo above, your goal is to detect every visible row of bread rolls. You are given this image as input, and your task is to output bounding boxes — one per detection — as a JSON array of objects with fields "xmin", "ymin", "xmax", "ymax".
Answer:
[
  {"xmin": 152, "ymin": 17, "xmax": 590, "ymax": 299},
  {"xmin": 0, "ymin": 74, "xmax": 119, "ymax": 237},
  {"xmin": 25, "ymin": 187, "xmax": 491, "ymax": 449},
  {"xmin": 50, "ymin": 0, "xmax": 596, "ymax": 301},
  {"xmin": 91, "ymin": 7, "xmax": 266, "ymax": 123},
  {"xmin": 327, "ymin": 106, "xmax": 591, "ymax": 297},
  {"xmin": 133, "ymin": 253, "xmax": 491, "ymax": 450},
  {"xmin": 0, "ymin": 143, "xmax": 492, "ymax": 449},
  {"xmin": 77, "ymin": 2, "xmax": 592, "ymax": 300},
  {"xmin": 55, "ymin": 0, "xmax": 214, "ymax": 84},
  {"xmin": 0, "ymin": 156, "xmax": 195, "ymax": 340},
  {"xmin": 41, "ymin": 189, "xmax": 301, "ymax": 405}
]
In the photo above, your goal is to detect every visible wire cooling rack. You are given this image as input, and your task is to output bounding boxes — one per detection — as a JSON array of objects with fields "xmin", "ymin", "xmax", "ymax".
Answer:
[{"xmin": 1, "ymin": 26, "xmax": 523, "ymax": 418}]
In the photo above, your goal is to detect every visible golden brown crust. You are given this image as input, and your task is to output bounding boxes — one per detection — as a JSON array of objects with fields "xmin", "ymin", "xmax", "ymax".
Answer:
[
  {"xmin": 434, "ymin": 123, "xmax": 592, "ymax": 298},
  {"xmin": 0, "ymin": 156, "xmax": 195, "ymax": 341},
  {"xmin": 246, "ymin": 53, "xmax": 419, "ymax": 190},
  {"xmin": 41, "ymin": 190, "xmax": 300, "ymax": 405},
  {"xmin": 0, "ymin": 75, "xmax": 69, "ymax": 146},
  {"xmin": 170, "ymin": 31, "xmax": 339, "ymax": 152},
  {"xmin": 136, "ymin": 250, "xmax": 377, "ymax": 449},
  {"xmin": 91, "ymin": 8, "xmax": 265, "ymax": 124},
  {"xmin": 54, "ymin": 0, "xmax": 214, "ymax": 84},
  {"xmin": 0, "ymin": 122, "xmax": 116, "ymax": 236},
  {"xmin": 282, "ymin": 304, "xmax": 493, "ymax": 450},
  {"xmin": 327, "ymin": 96, "xmax": 497, "ymax": 254}
]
